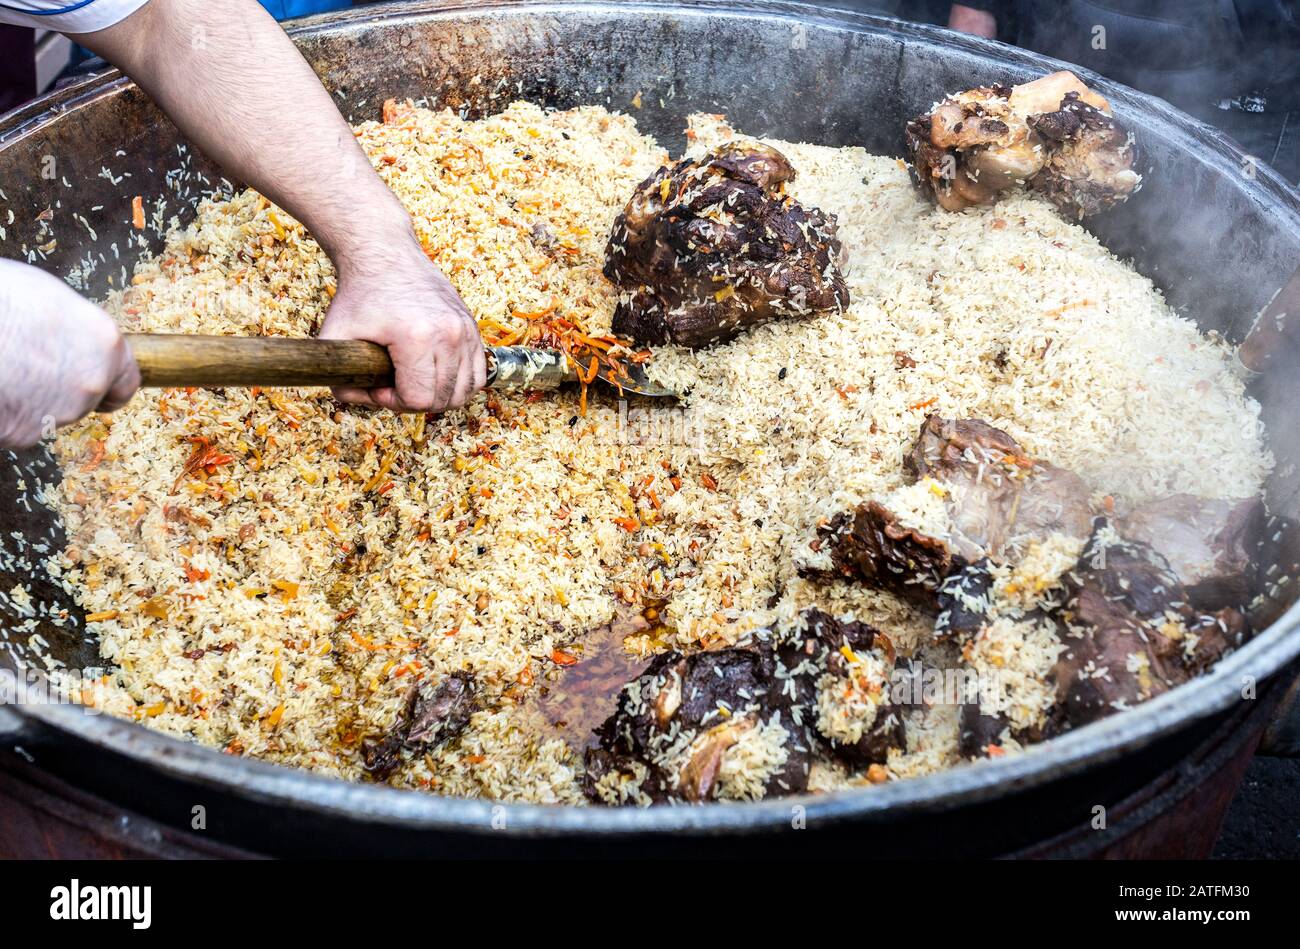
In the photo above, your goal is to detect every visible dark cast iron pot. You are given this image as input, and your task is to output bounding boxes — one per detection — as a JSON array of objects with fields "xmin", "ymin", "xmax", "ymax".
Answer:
[{"xmin": 0, "ymin": 0, "xmax": 1298, "ymax": 857}]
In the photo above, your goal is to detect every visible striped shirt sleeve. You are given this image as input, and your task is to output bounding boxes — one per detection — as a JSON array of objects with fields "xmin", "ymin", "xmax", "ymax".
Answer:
[{"xmin": 0, "ymin": 0, "xmax": 152, "ymax": 33}]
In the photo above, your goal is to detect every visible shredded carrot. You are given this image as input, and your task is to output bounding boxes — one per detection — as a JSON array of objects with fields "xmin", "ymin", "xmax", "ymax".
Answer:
[
  {"xmin": 80, "ymin": 439, "xmax": 107, "ymax": 472},
  {"xmin": 613, "ymin": 516, "xmax": 639, "ymax": 532},
  {"xmin": 1044, "ymin": 299, "xmax": 1094, "ymax": 317},
  {"xmin": 85, "ymin": 610, "xmax": 118, "ymax": 623},
  {"xmin": 511, "ymin": 299, "xmax": 558, "ymax": 320},
  {"xmin": 909, "ymin": 397, "xmax": 938, "ymax": 411},
  {"xmin": 131, "ymin": 195, "xmax": 145, "ymax": 230},
  {"xmin": 173, "ymin": 436, "xmax": 234, "ymax": 491},
  {"xmin": 701, "ymin": 472, "xmax": 718, "ymax": 492},
  {"xmin": 550, "ymin": 649, "xmax": 579, "ymax": 666},
  {"xmin": 267, "ymin": 210, "xmax": 287, "ymax": 242}
]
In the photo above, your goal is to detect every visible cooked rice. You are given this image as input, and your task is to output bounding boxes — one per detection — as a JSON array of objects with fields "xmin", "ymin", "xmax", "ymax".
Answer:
[{"xmin": 43, "ymin": 100, "xmax": 1270, "ymax": 803}]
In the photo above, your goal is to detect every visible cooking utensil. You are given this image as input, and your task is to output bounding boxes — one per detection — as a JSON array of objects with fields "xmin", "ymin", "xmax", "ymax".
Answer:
[{"xmin": 125, "ymin": 333, "xmax": 677, "ymax": 398}]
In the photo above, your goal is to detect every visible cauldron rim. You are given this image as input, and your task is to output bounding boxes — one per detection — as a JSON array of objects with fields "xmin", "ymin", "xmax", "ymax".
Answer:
[{"xmin": 4, "ymin": 0, "xmax": 1300, "ymax": 836}]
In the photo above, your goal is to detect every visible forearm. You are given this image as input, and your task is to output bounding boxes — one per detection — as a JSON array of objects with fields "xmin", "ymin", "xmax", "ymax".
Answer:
[
  {"xmin": 79, "ymin": 0, "xmax": 411, "ymax": 280},
  {"xmin": 76, "ymin": 0, "xmax": 484, "ymax": 414}
]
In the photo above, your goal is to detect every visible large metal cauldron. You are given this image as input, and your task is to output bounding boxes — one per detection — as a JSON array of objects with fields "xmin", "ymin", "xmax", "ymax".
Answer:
[{"xmin": 1, "ymin": 0, "xmax": 1298, "ymax": 857}]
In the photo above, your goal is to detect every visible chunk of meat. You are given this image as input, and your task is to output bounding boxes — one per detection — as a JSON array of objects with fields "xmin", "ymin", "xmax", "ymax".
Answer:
[
  {"xmin": 405, "ymin": 672, "xmax": 475, "ymax": 746},
  {"xmin": 935, "ymin": 558, "xmax": 995, "ymax": 639},
  {"xmin": 805, "ymin": 416, "xmax": 1092, "ymax": 608},
  {"xmin": 803, "ymin": 610, "xmax": 906, "ymax": 765},
  {"xmin": 905, "ymin": 70, "xmax": 1140, "ymax": 217},
  {"xmin": 903, "ymin": 415, "xmax": 1022, "ymax": 479},
  {"xmin": 908, "ymin": 83, "xmax": 1047, "ymax": 211},
  {"xmin": 904, "ymin": 415, "xmax": 1093, "ymax": 561},
  {"xmin": 1027, "ymin": 92, "xmax": 1141, "ymax": 218},
  {"xmin": 1048, "ymin": 521, "xmax": 1249, "ymax": 730},
  {"xmin": 584, "ymin": 647, "xmax": 811, "ymax": 803},
  {"xmin": 957, "ymin": 703, "xmax": 1016, "ymax": 758},
  {"xmin": 362, "ymin": 672, "xmax": 477, "ymax": 780},
  {"xmin": 1119, "ymin": 494, "xmax": 1265, "ymax": 611},
  {"xmin": 603, "ymin": 141, "xmax": 849, "ymax": 348},
  {"xmin": 583, "ymin": 610, "xmax": 905, "ymax": 803},
  {"xmin": 804, "ymin": 500, "xmax": 960, "ymax": 607},
  {"xmin": 956, "ymin": 521, "xmax": 1250, "ymax": 756},
  {"xmin": 1008, "ymin": 70, "xmax": 1110, "ymax": 115}
]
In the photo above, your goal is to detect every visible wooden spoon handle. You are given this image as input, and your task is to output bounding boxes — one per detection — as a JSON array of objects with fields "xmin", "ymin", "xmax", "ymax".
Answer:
[
  {"xmin": 126, "ymin": 334, "xmax": 578, "ymax": 392},
  {"xmin": 129, "ymin": 334, "xmax": 395, "ymax": 389}
]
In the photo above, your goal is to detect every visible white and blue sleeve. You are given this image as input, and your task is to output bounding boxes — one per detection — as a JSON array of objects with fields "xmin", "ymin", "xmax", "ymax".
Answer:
[{"xmin": 0, "ymin": 0, "xmax": 152, "ymax": 33}]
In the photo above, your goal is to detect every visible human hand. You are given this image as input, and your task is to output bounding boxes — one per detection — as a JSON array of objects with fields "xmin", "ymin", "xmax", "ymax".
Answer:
[
  {"xmin": 0, "ymin": 260, "xmax": 139, "ymax": 449},
  {"xmin": 319, "ymin": 235, "xmax": 486, "ymax": 414}
]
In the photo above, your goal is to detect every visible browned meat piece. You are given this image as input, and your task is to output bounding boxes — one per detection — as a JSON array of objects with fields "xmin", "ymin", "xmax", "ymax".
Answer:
[
  {"xmin": 802, "ymin": 610, "xmax": 907, "ymax": 765},
  {"xmin": 935, "ymin": 558, "xmax": 994, "ymax": 639},
  {"xmin": 603, "ymin": 141, "xmax": 849, "ymax": 348},
  {"xmin": 903, "ymin": 415, "xmax": 1021, "ymax": 478},
  {"xmin": 584, "ymin": 647, "xmax": 812, "ymax": 803},
  {"xmin": 906, "ymin": 415, "xmax": 1093, "ymax": 561},
  {"xmin": 958, "ymin": 704, "xmax": 1016, "ymax": 758},
  {"xmin": 905, "ymin": 70, "xmax": 1140, "ymax": 218},
  {"xmin": 1049, "ymin": 522, "xmax": 1249, "ymax": 730},
  {"xmin": 405, "ymin": 672, "xmax": 475, "ymax": 746},
  {"xmin": 906, "ymin": 83, "xmax": 1038, "ymax": 212},
  {"xmin": 1119, "ymin": 494, "xmax": 1265, "ymax": 611},
  {"xmin": 955, "ymin": 522, "xmax": 1250, "ymax": 756},
  {"xmin": 805, "ymin": 416, "xmax": 1092, "ymax": 608},
  {"xmin": 583, "ymin": 610, "xmax": 905, "ymax": 803},
  {"xmin": 805, "ymin": 500, "xmax": 960, "ymax": 607},
  {"xmin": 362, "ymin": 672, "xmax": 477, "ymax": 780},
  {"xmin": 1028, "ymin": 93, "xmax": 1141, "ymax": 219}
]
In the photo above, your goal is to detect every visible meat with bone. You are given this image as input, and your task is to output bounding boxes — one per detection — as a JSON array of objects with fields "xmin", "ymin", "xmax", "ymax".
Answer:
[
  {"xmin": 903, "ymin": 415, "xmax": 1094, "ymax": 562},
  {"xmin": 955, "ymin": 519, "xmax": 1251, "ymax": 755},
  {"xmin": 583, "ymin": 647, "xmax": 811, "ymax": 804},
  {"xmin": 797, "ymin": 414, "xmax": 1262, "ymax": 758},
  {"xmin": 583, "ymin": 610, "xmax": 905, "ymax": 804},
  {"xmin": 803, "ymin": 415, "xmax": 1092, "ymax": 605},
  {"xmin": 1118, "ymin": 494, "xmax": 1266, "ymax": 612},
  {"xmin": 1048, "ymin": 521, "xmax": 1250, "ymax": 730},
  {"xmin": 1027, "ymin": 93, "xmax": 1143, "ymax": 219},
  {"xmin": 807, "ymin": 500, "xmax": 961, "ymax": 608},
  {"xmin": 905, "ymin": 70, "xmax": 1140, "ymax": 217},
  {"xmin": 362, "ymin": 672, "xmax": 477, "ymax": 780},
  {"xmin": 603, "ymin": 141, "xmax": 849, "ymax": 348}
]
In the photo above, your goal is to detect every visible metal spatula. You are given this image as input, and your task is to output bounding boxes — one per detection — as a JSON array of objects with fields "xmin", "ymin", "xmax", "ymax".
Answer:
[{"xmin": 126, "ymin": 334, "xmax": 676, "ymax": 398}]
